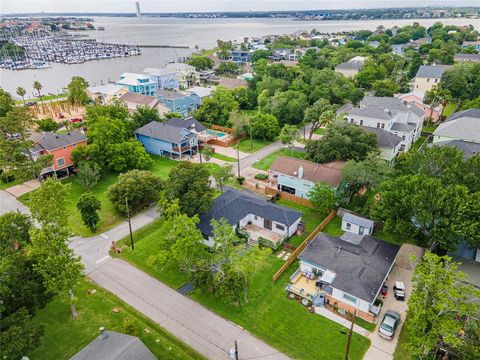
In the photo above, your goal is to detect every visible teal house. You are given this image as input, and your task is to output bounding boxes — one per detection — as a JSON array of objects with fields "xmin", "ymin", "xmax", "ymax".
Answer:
[
  {"xmin": 156, "ymin": 89, "xmax": 196, "ymax": 116},
  {"xmin": 117, "ymin": 72, "xmax": 158, "ymax": 96}
]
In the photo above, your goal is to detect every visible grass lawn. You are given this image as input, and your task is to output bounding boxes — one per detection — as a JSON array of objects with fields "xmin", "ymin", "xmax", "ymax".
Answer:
[
  {"xmin": 117, "ymin": 219, "xmax": 371, "ymax": 360},
  {"xmin": 211, "ymin": 152, "xmax": 237, "ymax": 162},
  {"xmin": 313, "ymin": 127, "xmax": 327, "ymax": 135},
  {"xmin": 29, "ymin": 279, "xmax": 204, "ymax": 360},
  {"xmin": 237, "ymin": 138, "xmax": 274, "ymax": 153},
  {"xmin": 323, "ymin": 216, "xmax": 344, "ymax": 237},
  {"xmin": 442, "ymin": 102, "xmax": 456, "ymax": 117},
  {"xmin": 412, "ymin": 135, "xmax": 428, "ymax": 150},
  {"xmin": 422, "ymin": 123, "xmax": 437, "ymax": 134},
  {"xmin": 0, "ymin": 178, "xmax": 21, "ymax": 190},
  {"xmin": 276, "ymin": 199, "xmax": 327, "ymax": 248},
  {"xmin": 252, "ymin": 148, "xmax": 306, "ymax": 171}
]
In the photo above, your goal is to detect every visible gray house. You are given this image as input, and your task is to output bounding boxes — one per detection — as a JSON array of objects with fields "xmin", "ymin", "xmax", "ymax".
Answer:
[{"xmin": 70, "ymin": 329, "xmax": 156, "ymax": 360}]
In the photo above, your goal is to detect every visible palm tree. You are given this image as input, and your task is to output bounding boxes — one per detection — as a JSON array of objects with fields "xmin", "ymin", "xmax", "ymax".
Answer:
[
  {"xmin": 16, "ymin": 87, "xmax": 26, "ymax": 105},
  {"xmin": 33, "ymin": 81, "xmax": 43, "ymax": 100}
]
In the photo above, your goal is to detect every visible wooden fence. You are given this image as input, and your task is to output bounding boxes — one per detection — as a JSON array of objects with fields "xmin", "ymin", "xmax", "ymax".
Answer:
[
  {"xmin": 265, "ymin": 186, "xmax": 314, "ymax": 208},
  {"xmin": 272, "ymin": 209, "xmax": 337, "ymax": 282},
  {"xmin": 210, "ymin": 124, "xmax": 234, "ymax": 134}
]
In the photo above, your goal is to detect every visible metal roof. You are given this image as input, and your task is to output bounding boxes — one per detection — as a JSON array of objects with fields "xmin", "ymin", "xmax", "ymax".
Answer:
[
  {"xmin": 361, "ymin": 127, "xmax": 402, "ymax": 149},
  {"xmin": 167, "ymin": 117, "xmax": 207, "ymax": 133},
  {"xmin": 134, "ymin": 121, "xmax": 193, "ymax": 144},
  {"xmin": 415, "ymin": 65, "xmax": 450, "ymax": 79},
  {"xmin": 31, "ymin": 130, "xmax": 86, "ymax": 151},
  {"xmin": 434, "ymin": 109, "xmax": 480, "ymax": 142}
]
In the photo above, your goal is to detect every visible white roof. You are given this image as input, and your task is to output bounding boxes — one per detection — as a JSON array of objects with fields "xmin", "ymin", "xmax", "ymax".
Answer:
[
  {"xmin": 88, "ymin": 84, "xmax": 126, "ymax": 96},
  {"xmin": 186, "ymin": 86, "xmax": 213, "ymax": 98},
  {"xmin": 117, "ymin": 72, "xmax": 150, "ymax": 86},
  {"xmin": 320, "ymin": 270, "xmax": 336, "ymax": 284},
  {"xmin": 143, "ymin": 67, "xmax": 176, "ymax": 76}
]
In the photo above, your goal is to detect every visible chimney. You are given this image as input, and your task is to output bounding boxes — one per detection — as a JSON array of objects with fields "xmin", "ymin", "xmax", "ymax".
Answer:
[
  {"xmin": 99, "ymin": 327, "xmax": 106, "ymax": 339},
  {"xmin": 298, "ymin": 166, "xmax": 304, "ymax": 178}
]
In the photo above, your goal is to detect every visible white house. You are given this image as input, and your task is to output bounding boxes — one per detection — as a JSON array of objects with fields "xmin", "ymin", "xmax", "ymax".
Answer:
[
  {"xmin": 87, "ymin": 84, "xmax": 128, "ymax": 105},
  {"xmin": 197, "ymin": 188, "xmax": 302, "ymax": 249},
  {"xmin": 413, "ymin": 65, "xmax": 450, "ymax": 93},
  {"xmin": 164, "ymin": 62, "xmax": 199, "ymax": 89}
]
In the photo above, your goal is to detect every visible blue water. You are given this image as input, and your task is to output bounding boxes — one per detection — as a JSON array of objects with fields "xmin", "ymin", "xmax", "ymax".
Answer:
[{"xmin": 207, "ymin": 129, "xmax": 226, "ymax": 138}]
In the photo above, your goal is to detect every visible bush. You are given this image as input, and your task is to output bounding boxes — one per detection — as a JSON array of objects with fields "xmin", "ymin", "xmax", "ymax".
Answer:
[
  {"xmin": 0, "ymin": 171, "xmax": 15, "ymax": 183},
  {"xmin": 236, "ymin": 176, "xmax": 245, "ymax": 185},
  {"xmin": 122, "ymin": 318, "xmax": 139, "ymax": 336},
  {"xmin": 254, "ymin": 173, "xmax": 268, "ymax": 180},
  {"xmin": 36, "ymin": 118, "xmax": 60, "ymax": 132}
]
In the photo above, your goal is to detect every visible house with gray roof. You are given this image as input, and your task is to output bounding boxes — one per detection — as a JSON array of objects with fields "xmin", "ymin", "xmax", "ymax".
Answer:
[
  {"xmin": 119, "ymin": 92, "xmax": 170, "ymax": 116},
  {"xmin": 70, "ymin": 329, "xmax": 156, "ymax": 360},
  {"xmin": 454, "ymin": 53, "xmax": 480, "ymax": 63},
  {"xmin": 198, "ymin": 188, "xmax": 302, "ymax": 248},
  {"xmin": 134, "ymin": 120, "xmax": 198, "ymax": 159},
  {"xmin": 334, "ymin": 56, "xmax": 366, "ymax": 78},
  {"xmin": 155, "ymin": 89, "xmax": 196, "ymax": 116},
  {"xmin": 346, "ymin": 96, "xmax": 424, "ymax": 162},
  {"xmin": 413, "ymin": 65, "xmax": 450, "ymax": 93},
  {"xmin": 433, "ymin": 109, "xmax": 480, "ymax": 145},
  {"xmin": 286, "ymin": 213, "xmax": 399, "ymax": 322}
]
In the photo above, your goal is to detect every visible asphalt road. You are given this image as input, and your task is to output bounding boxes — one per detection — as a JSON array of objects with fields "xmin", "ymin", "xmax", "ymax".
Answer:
[{"xmin": 0, "ymin": 190, "xmax": 30, "ymax": 215}]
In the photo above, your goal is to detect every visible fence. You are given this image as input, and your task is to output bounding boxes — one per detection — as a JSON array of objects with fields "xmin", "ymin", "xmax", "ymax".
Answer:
[
  {"xmin": 210, "ymin": 124, "xmax": 234, "ymax": 134},
  {"xmin": 264, "ymin": 186, "xmax": 314, "ymax": 208},
  {"xmin": 272, "ymin": 209, "xmax": 337, "ymax": 282}
]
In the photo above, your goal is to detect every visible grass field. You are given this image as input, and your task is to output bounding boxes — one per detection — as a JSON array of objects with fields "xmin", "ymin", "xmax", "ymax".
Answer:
[
  {"xmin": 15, "ymin": 93, "xmax": 66, "ymax": 104},
  {"xmin": 237, "ymin": 138, "xmax": 274, "ymax": 153},
  {"xmin": 117, "ymin": 221, "xmax": 370, "ymax": 360},
  {"xmin": 29, "ymin": 279, "xmax": 204, "ymax": 360},
  {"xmin": 442, "ymin": 102, "xmax": 457, "ymax": 117},
  {"xmin": 211, "ymin": 152, "xmax": 237, "ymax": 162},
  {"xmin": 252, "ymin": 148, "xmax": 306, "ymax": 171},
  {"xmin": 0, "ymin": 178, "xmax": 21, "ymax": 190}
]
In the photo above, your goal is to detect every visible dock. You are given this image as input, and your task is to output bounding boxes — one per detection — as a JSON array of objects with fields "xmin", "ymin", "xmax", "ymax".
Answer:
[{"xmin": 136, "ymin": 44, "xmax": 190, "ymax": 49}]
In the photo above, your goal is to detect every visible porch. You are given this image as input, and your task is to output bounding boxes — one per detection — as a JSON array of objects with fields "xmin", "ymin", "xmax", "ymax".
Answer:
[{"xmin": 243, "ymin": 223, "xmax": 285, "ymax": 245}]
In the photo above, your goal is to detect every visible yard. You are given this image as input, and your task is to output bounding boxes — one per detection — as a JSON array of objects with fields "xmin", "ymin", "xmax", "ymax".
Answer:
[
  {"xmin": 29, "ymin": 279, "xmax": 204, "ymax": 360},
  {"xmin": 210, "ymin": 152, "xmax": 237, "ymax": 162},
  {"xmin": 116, "ymin": 222, "xmax": 371, "ymax": 360},
  {"xmin": 252, "ymin": 148, "xmax": 306, "ymax": 171},
  {"xmin": 412, "ymin": 135, "xmax": 428, "ymax": 150},
  {"xmin": 442, "ymin": 102, "xmax": 457, "ymax": 118},
  {"xmin": 237, "ymin": 138, "xmax": 274, "ymax": 153}
]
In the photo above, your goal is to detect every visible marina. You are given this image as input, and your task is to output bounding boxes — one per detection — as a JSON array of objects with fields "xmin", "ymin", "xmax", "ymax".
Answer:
[{"xmin": 1, "ymin": 34, "xmax": 141, "ymax": 70}]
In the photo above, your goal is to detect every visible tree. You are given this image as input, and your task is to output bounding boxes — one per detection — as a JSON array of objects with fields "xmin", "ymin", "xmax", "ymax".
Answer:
[
  {"xmin": 131, "ymin": 105, "xmax": 161, "ymax": 128},
  {"xmin": 262, "ymin": 90, "xmax": 308, "ymax": 126},
  {"xmin": 372, "ymin": 79, "xmax": 400, "ymax": 97},
  {"xmin": 339, "ymin": 154, "xmax": 392, "ymax": 203},
  {"xmin": 67, "ymin": 76, "xmax": 89, "ymax": 105},
  {"xmin": 279, "ymin": 124, "xmax": 299, "ymax": 155},
  {"xmin": 404, "ymin": 252, "xmax": 480, "ymax": 357},
  {"xmin": 0, "ymin": 88, "xmax": 15, "ymax": 116},
  {"xmin": 33, "ymin": 80, "xmax": 43, "ymax": 99},
  {"xmin": 0, "ymin": 106, "xmax": 52, "ymax": 181},
  {"xmin": 29, "ymin": 178, "xmax": 69, "ymax": 228},
  {"xmin": 16, "ymin": 86, "xmax": 26, "ymax": 105},
  {"xmin": 457, "ymin": 320, "xmax": 480, "ymax": 360},
  {"xmin": 304, "ymin": 98, "xmax": 338, "ymax": 139},
  {"xmin": 76, "ymin": 161, "xmax": 102, "ymax": 190},
  {"xmin": 216, "ymin": 61, "xmax": 240, "ymax": 76},
  {"xmin": 193, "ymin": 87, "xmax": 239, "ymax": 126},
  {"xmin": 423, "ymin": 86, "xmax": 451, "ymax": 120},
  {"xmin": 250, "ymin": 113, "xmax": 280, "ymax": 140},
  {"xmin": 251, "ymin": 49, "xmax": 272, "ymax": 62},
  {"xmin": 213, "ymin": 163, "xmax": 233, "ymax": 194},
  {"xmin": 308, "ymin": 183, "xmax": 336, "ymax": 214},
  {"xmin": 0, "ymin": 308, "xmax": 45, "ymax": 359},
  {"xmin": 108, "ymin": 170, "xmax": 164, "ymax": 215},
  {"xmin": 355, "ymin": 60, "xmax": 387, "ymax": 89},
  {"xmin": 187, "ymin": 55, "xmax": 214, "ymax": 70},
  {"xmin": 0, "ymin": 212, "xmax": 32, "ymax": 250},
  {"xmin": 77, "ymin": 193, "xmax": 101, "ymax": 232},
  {"xmin": 165, "ymin": 161, "xmax": 214, "ymax": 216},
  {"xmin": 36, "ymin": 117, "xmax": 60, "ymax": 132},
  {"xmin": 306, "ymin": 124, "xmax": 378, "ymax": 163},
  {"xmin": 440, "ymin": 63, "xmax": 480, "ymax": 101},
  {"xmin": 371, "ymin": 174, "xmax": 472, "ymax": 252}
]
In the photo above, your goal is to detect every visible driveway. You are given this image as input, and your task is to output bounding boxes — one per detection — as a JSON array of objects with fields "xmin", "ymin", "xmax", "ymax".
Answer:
[
  {"xmin": 0, "ymin": 190, "xmax": 30, "ymax": 215},
  {"xmin": 363, "ymin": 244, "xmax": 423, "ymax": 360}
]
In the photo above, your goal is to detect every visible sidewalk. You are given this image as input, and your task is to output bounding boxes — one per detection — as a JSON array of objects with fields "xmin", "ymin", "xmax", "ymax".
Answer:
[{"xmin": 4, "ymin": 179, "xmax": 40, "ymax": 197}]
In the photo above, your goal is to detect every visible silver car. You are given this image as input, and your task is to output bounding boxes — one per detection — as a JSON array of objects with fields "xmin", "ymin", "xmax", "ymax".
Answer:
[{"xmin": 378, "ymin": 310, "xmax": 401, "ymax": 339}]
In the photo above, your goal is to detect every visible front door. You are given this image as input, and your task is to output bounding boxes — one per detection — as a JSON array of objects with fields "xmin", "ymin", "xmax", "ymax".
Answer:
[{"xmin": 264, "ymin": 218, "xmax": 272, "ymax": 230}]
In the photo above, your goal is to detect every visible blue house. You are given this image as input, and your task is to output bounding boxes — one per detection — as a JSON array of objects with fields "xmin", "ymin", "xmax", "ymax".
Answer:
[
  {"xmin": 156, "ymin": 89, "xmax": 196, "ymax": 116},
  {"xmin": 461, "ymin": 41, "xmax": 480, "ymax": 51},
  {"xmin": 134, "ymin": 120, "xmax": 198, "ymax": 159},
  {"xmin": 143, "ymin": 67, "xmax": 179, "ymax": 90},
  {"xmin": 230, "ymin": 50, "xmax": 251, "ymax": 65},
  {"xmin": 117, "ymin": 73, "xmax": 158, "ymax": 96}
]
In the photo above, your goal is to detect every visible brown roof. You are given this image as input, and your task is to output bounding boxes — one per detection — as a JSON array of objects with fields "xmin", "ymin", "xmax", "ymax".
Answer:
[
  {"xmin": 119, "ymin": 92, "xmax": 157, "ymax": 106},
  {"xmin": 218, "ymin": 77, "xmax": 248, "ymax": 89},
  {"xmin": 269, "ymin": 156, "xmax": 345, "ymax": 187}
]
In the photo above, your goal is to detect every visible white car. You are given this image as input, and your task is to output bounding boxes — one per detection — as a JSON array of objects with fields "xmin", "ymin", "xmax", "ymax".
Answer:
[{"xmin": 378, "ymin": 310, "xmax": 401, "ymax": 340}]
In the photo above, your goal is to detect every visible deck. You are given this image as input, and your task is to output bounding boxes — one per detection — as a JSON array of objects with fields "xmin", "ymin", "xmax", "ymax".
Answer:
[{"xmin": 243, "ymin": 224, "xmax": 284, "ymax": 244}]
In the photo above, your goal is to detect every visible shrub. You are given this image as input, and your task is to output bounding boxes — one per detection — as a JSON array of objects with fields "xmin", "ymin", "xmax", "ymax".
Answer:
[
  {"xmin": 0, "ymin": 171, "xmax": 15, "ymax": 183},
  {"xmin": 236, "ymin": 176, "xmax": 245, "ymax": 185},
  {"xmin": 254, "ymin": 173, "xmax": 268, "ymax": 180},
  {"xmin": 36, "ymin": 118, "xmax": 60, "ymax": 132}
]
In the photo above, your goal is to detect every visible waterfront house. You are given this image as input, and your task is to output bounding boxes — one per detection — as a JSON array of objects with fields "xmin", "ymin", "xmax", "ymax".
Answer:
[
  {"xmin": 155, "ymin": 89, "xmax": 196, "ymax": 116},
  {"xmin": 413, "ymin": 65, "xmax": 450, "ymax": 93},
  {"xmin": 346, "ymin": 96, "xmax": 425, "ymax": 153},
  {"xmin": 163, "ymin": 62, "xmax": 198, "ymax": 89},
  {"xmin": 142, "ymin": 67, "xmax": 179, "ymax": 90},
  {"xmin": 30, "ymin": 130, "xmax": 87, "ymax": 178},
  {"xmin": 268, "ymin": 157, "xmax": 345, "ymax": 199},
  {"xmin": 119, "ymin": 92, "xmax": 170, "ymax": 116},
  {"xmin": 117, "ymin": 72, "xmax": 158, "ymax": 96},
  {"xmin": 461, "ymin": 40, "xmax": 480, "ymax": 51},
  {"xmin": 396, "ymin": 92, "xmax": 443, "ymax": 121},
  {"xmin": 198, "ymin": 188, "xmax": 302, "ymax": 248},
  {"xmin": 70, "ymin": 329, "xmax": 156, "ymax": 360},
  {"xmin": 334, "ymin": 56, "xmax": 366, "ymax": 78},
  {"xmin": 87, "ymin": 84, "xmax": 128, "ymax": 105},
  {"xmin": 230, "ymin": 50, "xmax": 251, "ymax": 65},
  {"xmin": 453, "ymin": 53, "xmax": 480, "ymax": 63},
  {"xmin": 286, "ymin": 213, "xmax": 400, "ymax": 322},
  {"xmin": 185, "ymin": 86, "xmax": 213, "ymax": 106},
  {"xmin": 198, "ymin": 69, "xmax": 216, "ymax": 83},
  {"xmin": 134, "ymin": 120, "xmax": 198, "ymax": 159}
]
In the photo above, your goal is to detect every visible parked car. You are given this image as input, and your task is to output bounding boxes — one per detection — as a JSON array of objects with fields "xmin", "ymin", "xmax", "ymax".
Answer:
[
  {"xmin": 378, "ymin": 310, "xmax": 401, "ymax": 340},
  {"xmin": 394, "ymin": 281, "xmax": 406, "ymax": 301},
  {"xmin": 69, "ymin": 117, "xmax": 82, "ymax": 123},
  {"xmin": 26, "ymin": 101, "xmax": 37, "ymax": 106}
]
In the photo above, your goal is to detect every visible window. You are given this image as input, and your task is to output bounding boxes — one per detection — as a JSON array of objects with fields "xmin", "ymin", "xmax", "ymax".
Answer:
[
  {"xmin": 343, "ymin": 293, "xmax": 357, "ymax": 304},
  {"xmin": 275, "ymin": 224, "xmax": 285, "ymax": 231},
  {"xmin": 381, "ymin": 123, "xmax": 385, "ymax": 129},
  {"xmin": 254, "ymin": 215, "xmax": 258, "ymax": 220},
  {"xmin": 376, "ymin": 122, "xmax": 380, "ymax": 128},
  {"xmin": 359, "ymin": 119, "xmax": 363, "ymax": 125},
  {"xmin": 56, "ymin": 158, "xmax": 65, "ymax": 167},
  {"xmin": 402, "ymin": 135, "xmax": 406, "ymax": 141},
  {"xmin": 434, "ymin": 79, "xmax": 438, "ymax": 83},
  {"xmin": 359, "ymin": 226, "xmax": 365, "ymax": 235},
  {"xmin": 350, "ymin": 118, "xmax": 354, "ymax": 124},
  {"xmin": 427, "ymin": 78, "xmax": 430, "ymax": 82},
  {"xmin": 346, "ymin": 223, "xmax": 351, "ymax": 230}
]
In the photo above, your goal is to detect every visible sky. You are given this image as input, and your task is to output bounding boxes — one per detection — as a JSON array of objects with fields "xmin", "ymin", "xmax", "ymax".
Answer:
[{"xmin": 2, "ymin": 0, "xmax": 479, "ymax": 14}]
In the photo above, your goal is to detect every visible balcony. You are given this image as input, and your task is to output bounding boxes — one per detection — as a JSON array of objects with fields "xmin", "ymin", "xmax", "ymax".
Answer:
[{"xmin": 172, "ymin": 145, "xmax": 191, "ymax": 153}]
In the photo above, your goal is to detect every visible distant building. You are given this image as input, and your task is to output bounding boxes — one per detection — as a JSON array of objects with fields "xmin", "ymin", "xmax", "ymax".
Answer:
[
  {"xmin": 335, "ymin": 56, "xmax": 366, "ymax": 78},
  {"xmin": 156, "ymin": 89, "xmax": 196, "ymax": 116},
  {"xmin": 413, "ymin": 65, "xmax": 450, "ymax": 93},
  {"xmin": 117, "ymin": 72, "xmax": 158, "ymax": 96},
  {"xmin": 143, "ymin": 67, "xmax": 179, "ymax": 90},
  {"xmin": 135, "ymin": 1, "xmax": 141, "ymax": 17},
  {"xmin": 461, "ymin": 40, "xmax": 480, "ymax": 51},
  {"xmin": 185, "ymin": 86, "xmax": 213, "ymax": 106},
  {"xmin": 119, "ymin": 92, "xmax": 169, "ymax": 116},
  {"xmin": 87, "ymin": 84, "xmax": 128, "ymax": 105},
  {"xmin": 391, "ymin": 44, "xmax": 407, "ymax": 57},
  {"xmin": 453, "ymin": 53, "xmax": 480, "ymax": 63},
  {"xmin": 163, "ymin": 63, "xmax": 198, "ymax": 89},
  {"xmin": 397, "ymin": 92, "xmax": 443, "ymax": 121},
  {"xmin": 433, "ymin": 109, "xmax": 480, "ymax": 145},
  {"xmin": 230, "ymin": 50, "xmax": 251, "ymax": 65}
]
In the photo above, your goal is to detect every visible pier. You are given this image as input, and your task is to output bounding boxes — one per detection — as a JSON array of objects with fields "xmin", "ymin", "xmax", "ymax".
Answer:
[{"xmin": 136, "ymin": 44, "xmax": 190, "ymax": 49}]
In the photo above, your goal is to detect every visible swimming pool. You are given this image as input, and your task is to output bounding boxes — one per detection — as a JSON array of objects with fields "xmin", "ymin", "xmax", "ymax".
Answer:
[{"xmin": 207, "ymin": 129, "xmax": 227, "ymax": 138}]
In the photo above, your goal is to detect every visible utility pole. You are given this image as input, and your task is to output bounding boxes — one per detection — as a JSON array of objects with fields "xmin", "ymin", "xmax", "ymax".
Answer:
[
  {"xmin": 237, "ymin": 140, "xmax": 241, "ymax": 178},
  {"xmin": 125, "ymin": 197, "xmax": 134, "ymax": 250},
  {"xmin": 235, "ymin": 340, "xmax": 238, "ymax": 360},
  {"xmin": 345, "ymin": 310, "xmax": 356, "ymax": 360}
]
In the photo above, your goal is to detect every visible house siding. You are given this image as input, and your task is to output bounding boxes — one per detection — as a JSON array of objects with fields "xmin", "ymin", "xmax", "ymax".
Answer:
[
  {"xmin": 341, "ymin": 221, "xmax": 372, "ymax": 236},
  {"xmin": 273, "ymin": 173, "xmax": 315, "ymax": 199}
]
